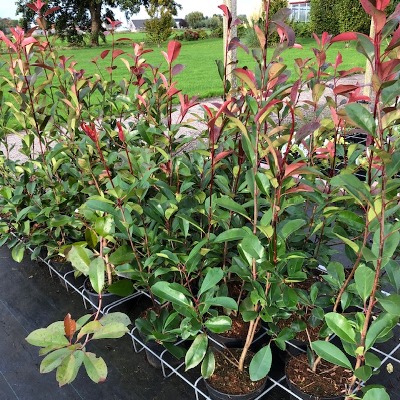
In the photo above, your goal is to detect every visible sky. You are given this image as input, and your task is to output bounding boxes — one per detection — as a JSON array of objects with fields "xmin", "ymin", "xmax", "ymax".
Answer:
[{"xmin": 0, "ymin": 0, "xmax": 261, "ymax": 22}]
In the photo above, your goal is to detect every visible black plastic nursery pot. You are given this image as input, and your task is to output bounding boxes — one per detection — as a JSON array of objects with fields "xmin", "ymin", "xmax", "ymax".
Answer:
[
  {"xmin": 138, "ymin": 335, "xmax": 185, "ymax": 370},
  {"xmin": 204, "ymin": 378, "xmax": 267, "ymax": 400},
  {"xmin": 204, "ymin": 348, "xmax": 267, "ymax": 400},
  {"xmin": 285, "ymin": 378, "xmax": 344, "ymax": 400},
  {"xmin": 83, "ymin": 277, "xmax": 123, "ymax": 312},
  {"xmin": 51, "ymin": 259, "xmax": 85, "ymax": 290}
]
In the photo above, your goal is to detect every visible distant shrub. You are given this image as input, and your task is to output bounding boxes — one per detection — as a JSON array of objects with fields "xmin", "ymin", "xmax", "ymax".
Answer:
[{"xmin": 290, "ymin": 21, "xmax": 312, "ymax": 38}]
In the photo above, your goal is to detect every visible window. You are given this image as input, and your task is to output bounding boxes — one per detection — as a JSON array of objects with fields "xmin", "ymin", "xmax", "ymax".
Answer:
[{"xmin": 290, "ymin": 2, "xmax": 311, "ymax": 23}]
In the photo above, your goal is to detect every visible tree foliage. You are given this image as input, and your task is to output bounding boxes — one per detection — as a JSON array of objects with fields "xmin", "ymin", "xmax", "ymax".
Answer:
[
  {"xmin": 185, "ymin": 11, "xmax": 204, "ymax": 29},
  {"xmin": 144, "ymin": 0, "xmax": 180, "ymax": 46},
  {"xmin": 311, "ymin": 0, "xmax": 400, "ymax": 36},
  {"xmin": 15, "ymin": 0, "xmax": 158, "ymax": 45},
  {"xmin": 310, "ymin": 0, "xmax": 340, "ymax": 35}
]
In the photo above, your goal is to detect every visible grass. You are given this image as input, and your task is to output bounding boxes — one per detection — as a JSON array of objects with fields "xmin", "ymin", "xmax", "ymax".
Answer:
[{"xmin": 50, "ymin": 32, "xmax": 366, "ymax": 99}]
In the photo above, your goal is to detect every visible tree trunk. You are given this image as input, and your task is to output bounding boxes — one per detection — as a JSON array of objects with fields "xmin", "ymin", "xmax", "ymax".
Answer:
[{"xmin": 89, "ymin": 1, "xmax": 102, "ymax": 46}]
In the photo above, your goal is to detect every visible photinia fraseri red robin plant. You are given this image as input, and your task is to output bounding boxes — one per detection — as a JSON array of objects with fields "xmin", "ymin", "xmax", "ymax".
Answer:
[
  {"xmin": 26, "ymin": 312, "xmax": 131, "ymax": 386},
  {"xmin": 282, "ymin": 1, "xmax": 400, "ymax": 399}
]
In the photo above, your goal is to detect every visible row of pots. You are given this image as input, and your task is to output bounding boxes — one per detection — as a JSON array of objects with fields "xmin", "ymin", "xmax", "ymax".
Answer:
[{"xmin": 42, "ymin": 257, "xmax": 349, "ymax": 400}]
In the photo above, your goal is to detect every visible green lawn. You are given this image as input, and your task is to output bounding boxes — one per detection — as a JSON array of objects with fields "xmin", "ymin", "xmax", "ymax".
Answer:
[{"xmin": 54, "ymin": 33, "xmax": 366, "ymax": 99}]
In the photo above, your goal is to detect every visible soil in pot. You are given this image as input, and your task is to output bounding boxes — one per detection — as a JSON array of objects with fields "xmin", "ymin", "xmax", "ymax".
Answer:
[
  {"xmin": 277, "ymin": 314, "xmax": 321, "ymax": 358},
  {"xmin": 205, "ymin": 348, "xmax": 267, "ymax": 400},
  {"xmin": 285, "ymin": 353, "xmax": 353, "ymax": 400},
  {"xmin": 209, "ymin": 314, "xmax": 265, "ymax": 350}
]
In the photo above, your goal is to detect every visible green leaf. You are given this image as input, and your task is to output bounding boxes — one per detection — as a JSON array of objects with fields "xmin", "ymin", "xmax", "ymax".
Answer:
[
  {"xmin": 204, "ymin": 316, "xmax": 232, "ymax": 334},
  {"xmin": 249, "ymin": 344, "xmax": 272, "ymax": 381},
  {"xmin": 198, "ymin": 268, "xmax": 224, "ymax": 297},
  {"xmin": 204, "ymin": 296, "xmax": 238, "ymax": 311},
  {"xmin": 151, "ymin": 282, "xmax": 195, "ymax": 317},
  {"xmin": 92, "ymin": 322, "xmax": 129, "ymax": 340},
  {"xmin": 40, "ymin": 348, "xmax": 72, "ymax": 373},
  {"xmin": 214, "ymin": 228, "xmax": 250, "ymax": 243},
  {"xmin": 365, "ymin": 313, "xmax": 398, "ymax": 350},
  {"xmin": 355, "ymin": 265, "xmax": 375, "ymax": 303},
  {"xmin": 11, "ymin": 242, "xmax": 25, "ymax": 263},
  {"xmin": 56, "ymin": 353, "xmax": 76, "ymax": 386},
  {"xmin": 108, "ymin": 245, "xmax": 135, "ymax": 265},
  {"xmin": 345, "ymin": 103, "xmax": 376, "ymax": 136},
  {"xmin": 311, "ymin": 341, "xmax": 353, "ymax": 370},
  {"xmin": 83, "ymin": 352, "xmax": 107, "ymax": 383},
  {"xmin": 279, "ymin": 219, "xmax": 306, "ymax": 240},
  {"xmin": 354, "ymin": 365, "xmax": 372, "ymax": 381},
  {"xmin": 215, "ymin": 196, "xmax": 249, "ymax": 219},
  {"xmin": 185, "ymin": 333, "xmax": 208, "ymax": 371},
  {"xmin": 26, "ymin": 328, "xmax": 69, "ymax": 348},
  {"xmin": 94, "ymin": 215, "xmax": 114, "ymax": 237},
  {"xmin": 362, "ymin": 388, "xmax": 390, "ymax": 400},
  {"xmin": 238, "ymin": 234, "xmax": 266, "ymax": 265},
  {"xmin": 364, "ymin": 352, "xmax": 381, "ymax": 368},
  {"xmin": 201, "ymin": 349, "xmax": 215, "ymax": 379},
  {"xmin": 67, "ymin": 245, "xmax": 90, "ymax": 275},
  {"xmin": 77, "ymin": 321, "xmax": 102, "ymax": 340},
  {"xmin": 99, "ymin": 312, "xmax": 131, "ymax": 327},
  {"xmin": 88, "ymin": 257, "xmax": 105, "ymax": 294},
  {"xmin": 325, "ymin": 313, "xmax": 356, "ymax": 344},
  {"xmin": 331, "ymin": 174, "xmax": 373, "ymax": 207},
  {"xmin": 378, "ymin": 294, "xmax": 400, "ymax": 316}
]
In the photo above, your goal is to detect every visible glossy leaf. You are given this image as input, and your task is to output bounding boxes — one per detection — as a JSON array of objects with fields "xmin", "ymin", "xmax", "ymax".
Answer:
[
  {"xmin": 204, "ymin": 316, "xmax": 232, "ymax": 334},
  {"xmin": 325, "ymin": 313, "xmax": 356, "ymax": 343},
  {"xmin": 355, "ymin": 365, "xmax": 372, "ymax": 381},
  {"xmin": 201, "ymin": 349, "xmax": 215, "ymax": 379},
  {"xmin": 214, "ymin": 228, "xmax": 250, "ymax": 243},
  {"xmin": 185, "ymin": 333, "xmax": 208, "ymax": 371},
  {"xmin": 365, "ymin": 313, "xmax": 398, "ymax": 350},
  {"xmin": 151, "ymin": 282, "xmax": 194, "ymax": 315},
  {"xmin": 198, "ymin": 268, "xmax": 224, "ymax": 297},
  {"xmin": 378, "ymin": 294, "xmax": 400, "ymax": 316},
  {"xmin": 311, "ymin": 341, "xmax": 353, "ymax": 370},
  {"xmin": 249, "ymin": 345, "xmax": 272, "ymax": 381},
  {"xmin": 345, "ymin": 103, "xmax": 376, "ymax": 136},
  {"xmin": 88, "ymin": 257, "xmax": 105, "ymax": 294},
  {"xmin": 67, "ymin": 245, "xmax": 90, "ymax": 275},
  {"xmin": 204, "ymin": 296, "xmax": 238, "ymax": 311},
  {"xmin": 363, "ymin": 388, "xmax": 390, "ymax": 400},
  {"xmin": 355, "ymin": 265, "xmax": 375, "ymax": 303}
]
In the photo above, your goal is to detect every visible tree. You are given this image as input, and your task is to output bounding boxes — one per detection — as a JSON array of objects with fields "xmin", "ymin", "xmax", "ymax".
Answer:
[
  {"xmin": 185, "ymin": 11, "xmax": 204, "ymax": 28},
  {"xmin": 310, "ymin": 0, "xmax": 340, "ymax": 35},
  {"xmin": 15, "ymin": 0, "xmax": 174, "ymax": 46},
  {"xmin": 144, "ymin": 0, "xmax": 180, "ymax": 46}
]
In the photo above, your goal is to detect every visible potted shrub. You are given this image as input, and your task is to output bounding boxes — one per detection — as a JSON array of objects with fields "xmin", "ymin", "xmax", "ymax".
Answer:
[{"xmin": 285, "ymin": 1, "xmax": 400, "ymax": 399}]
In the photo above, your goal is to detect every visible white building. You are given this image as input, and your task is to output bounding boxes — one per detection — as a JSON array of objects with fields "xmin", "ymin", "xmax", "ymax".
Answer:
[{"xmin": 288, "ymin": 0, "xmax": 311, "ymax": 22}]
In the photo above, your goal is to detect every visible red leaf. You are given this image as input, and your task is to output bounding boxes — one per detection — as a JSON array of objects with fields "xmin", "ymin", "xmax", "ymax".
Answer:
[
  {"xmin": 64, "ymin": 313, "xmax": 76, "ymax": 341},
  {"xmin": 359, "ymin": 0, "xmax": 386, "ymax": 32},
  {"xmin": 376, "ymin": 0, "xmax": 390, "ymax": 11},
  {"xmin": 333, "ymin": 85, "xmax": 360, "ymax": 95},
  {"xmin": 254, "ymin": 25, "xmax": 266, "ymax": 49},
  {"xmin": 218, "ymin": 4, "xmax": 232, "ymax": 25},
  {"xmin": 44, "ymin": 6, "xmax": 60, "ymax": 16},
  {"xmin": 27, "ymin": 4, "xmax": 38, "ymax": 12},
  {"xmin": 335, "ymin": 52, "xmax": 343, "ymax": 69},
  {"xmin": 165, "ymin": 40, "xmax": 181, "ymax": 65},
  {"xmin": 100, "ymin": 50, "xmax": 110, "ymax": 59},
  {"xmin": 172, "ymin": 63, "xmax": 185, "ymax": 76},
  {"xmin": 331, "ymin": 32, "xmax": 359, "ymax": 43},
  {"xmin": 112, "ymin": 49, "xmax": 124, "ymax": 59},
  {"xmin": 213, "ymin": 150, "xmax": 233, "ymax": 165},
  {"xmin": 228, "ymin": 37, "xmax": 249, "ymax": 53},
  {"xmin": 338, "ymin": 67, "xmax": 364, "ymax": 77}
]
